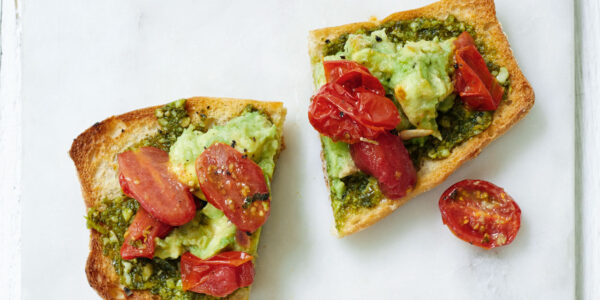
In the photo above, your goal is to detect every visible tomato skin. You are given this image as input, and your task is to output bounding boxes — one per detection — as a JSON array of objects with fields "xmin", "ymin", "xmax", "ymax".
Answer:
[
  {"xmin": 454, "ymin": 32, "xmax": 504, "ymax": 111},
  {"xmin": 118, "ymin": 147, "xmax": 196, "ymax": 226},
  {"xmin": 196, "ymin": 143, "xmax": 270, "ymax": 232},
  {"xmin": 308, "ymin": 61, "xmax": 400, "ymax": 144},
  {"xmin": 439, "ymin": 180, "xmax": 521, "ymax": 249},
  {"xmin": 323, "ymin": 60, "xmax": 371, "ymax": 83},
  {"xmin": 120, "ymin": 208, "xmax": 172, "ymax": 260},
  {"xmin": 349, "ymin": 132, "xmax": 417, "ymax": 199},
  {"xmin": 181, "ymin": 252, "xmax": 254, "ymax": 298}
]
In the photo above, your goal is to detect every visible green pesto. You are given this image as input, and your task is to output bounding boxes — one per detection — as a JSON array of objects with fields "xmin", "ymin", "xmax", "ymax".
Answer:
[
  {"xmin": 330, "ymin": 173, "xmax": 384, "ymax": 230},
  {"xmin": 323, "ymin": 16, "xmax": 474, "ymax": 57},
  {"xmin": 322, "ymin": 15, "xmax": 507, "ymax": 81},
  {"xmin": 405, "ymin": 99, "xmax": 493, "ymax": 167},
  {"xmin": 140, "ymin": 99, "xmax": 194, "ymax": 152}
]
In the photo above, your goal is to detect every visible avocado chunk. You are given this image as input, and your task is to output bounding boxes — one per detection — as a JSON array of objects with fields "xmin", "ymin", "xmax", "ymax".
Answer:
[{"xmin": 154, "ymin": 203, "xmax": 237, "ymax": 259}]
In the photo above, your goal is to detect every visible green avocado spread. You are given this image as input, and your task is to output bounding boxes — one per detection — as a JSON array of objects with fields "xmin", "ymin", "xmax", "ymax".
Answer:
[
  {"xmin": 86, "ymin": 100, "xmax": 279, "ymax": 299},
  {"xmin": 315, "ymin": 16, "xmax": 510, "ymax": 230}
]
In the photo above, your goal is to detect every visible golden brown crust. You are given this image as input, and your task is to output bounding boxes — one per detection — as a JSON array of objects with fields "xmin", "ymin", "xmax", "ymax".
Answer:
[
  {"xmin": 308, "ymin": 0, "xmax": 534, "ymax": 237},
  {"xmin": 71, "ymin": 97, "xmax": 286, "ymax": 299}
]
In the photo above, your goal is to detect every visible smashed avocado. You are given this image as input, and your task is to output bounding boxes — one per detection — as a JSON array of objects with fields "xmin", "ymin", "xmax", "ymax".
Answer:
[
  {"xmin": 314, "ymin": 16, "xmax": 508, "ymax": 229},
  {"xmin": 169, "ymin": 110, "xmax": 280, "ymax": 189},
  {"xmin": 156, "ymin": 204, "xmax": 236, "ymax": 259},
  {"xmin": 321, "ymin": 135, "xmax": 358, "ymax": 198},
  {"xmin": 86, "ymin": 100, "xmax": 277, "ymax": 300},
  {"xmin": 322, "ymin": 29, "xmax": 455, "ymax": 138}
]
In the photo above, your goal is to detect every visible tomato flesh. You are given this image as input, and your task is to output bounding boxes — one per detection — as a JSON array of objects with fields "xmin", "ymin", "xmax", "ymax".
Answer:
[
  {"xmin": 118, "ymin": 147, "xmax": 196, "ymax": 226},
  {"xmin": 181, "ymin": 251, "xmax": 254, "ymax": 297},
  {"xmin": 454, "ymin": 32, "xmax": 504, "ymax": 111},
  {"xmin": 196, "ymin": 143, "xmax": 270, "ymax": 232},
  {"xmin": 439, "ymin": 179, "xmax": 521, "ymax": 249},
  {"xmin": 120, "ymin": 207, "xmax": 172, "ymax": 260},
  {"xmin": 350, "ymin": 132, "xmax": 417, "ymax": 199},
  {"xmin": 308, "ymin": 60, "xmax": 400, "ymax": 144}
]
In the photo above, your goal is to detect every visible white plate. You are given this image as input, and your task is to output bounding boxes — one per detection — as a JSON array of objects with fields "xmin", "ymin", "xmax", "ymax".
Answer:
[{"xmin": 18, "ymin": 0, "xmax": 574, "ymax": 299}]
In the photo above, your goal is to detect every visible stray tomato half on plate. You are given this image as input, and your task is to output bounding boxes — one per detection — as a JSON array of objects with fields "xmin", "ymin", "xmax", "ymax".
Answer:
[
  {"xmin": 439, "ymin": 179, "xmax": 521, "ymax": 249},
  {"xmin": 181, "ymin": 251, "xmax": 254, "ymax": 298},
  {"xmin": 196, "ymin": 143, "xmax": 270, "ymax": 232}
]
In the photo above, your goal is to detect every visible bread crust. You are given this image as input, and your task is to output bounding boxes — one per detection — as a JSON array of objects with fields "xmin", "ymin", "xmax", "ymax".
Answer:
[
  {"xmin": 308, "ymin": 0, "xmax": 534, "ymax": 237},
  {"xmin": 70, "ymin": 97, "xmax": 286, "ymax": 299}
]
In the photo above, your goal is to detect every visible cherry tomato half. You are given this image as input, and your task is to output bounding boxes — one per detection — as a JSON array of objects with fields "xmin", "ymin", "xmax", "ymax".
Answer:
[
  {"xmin": 181, "ymin": 251, "xmax": 254, "ymax": 298},
  {"xmin": 118, "ymin": 147, "xmax": 196, "ymax": 226},
  {"xmin": 196, "ymin": 143, "xmax": 270, "ymax": 232},
  {"xmin": 454, "ymin": 32, "xmax": 504, "ymax": 111},
  {"xmin": 308, "ymin": 60, "xmax": 400, "ymax": 144},
  {"xmin": 350, "ymin": 131, "xmax": 417, "ymax": 199},
  {"xmin": 120, "ymin": 208, "xmax": 172, "ymax": 260},
  {"xmin": 439, "ymin": 179, "xmax": 521, "ymax": 249}
]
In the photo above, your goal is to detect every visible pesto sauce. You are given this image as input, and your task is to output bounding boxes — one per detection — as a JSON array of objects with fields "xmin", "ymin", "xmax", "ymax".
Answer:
[
  {"xmin": 140, "ymin": 99, "xmax": 194, "ymax": 152},
  {"xmin": 331, "ymin": 173, "xmax": 384, "ymax": 229},
  {"xmin": 405, "ymin": 99, "xmax": 493, "ymax": 167},
  {"xmin": 323, "ymin": 16, "xmax": 474, "ymax": 57}
]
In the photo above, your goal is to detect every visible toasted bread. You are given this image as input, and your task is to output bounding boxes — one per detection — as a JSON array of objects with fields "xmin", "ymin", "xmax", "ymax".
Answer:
[
  {"xmin": 308, "ymin": 0, "xmax": 534, "ymax": 237},
  {"xmin": 70, "ymin": 97, "xmax": 286, "ymax": 300}
]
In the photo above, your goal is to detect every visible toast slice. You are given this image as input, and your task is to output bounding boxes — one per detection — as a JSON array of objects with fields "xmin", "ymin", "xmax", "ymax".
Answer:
[
  {"xmin": 308, "ymin": 0, "xmax": 534, "ymax": 237},
  {"xmin": 70, "ymin": 97, "xmax": 286, "ymax": 300}
]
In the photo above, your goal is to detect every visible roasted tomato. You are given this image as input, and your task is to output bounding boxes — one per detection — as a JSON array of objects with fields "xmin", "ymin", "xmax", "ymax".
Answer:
[
  {"xmin": 118, "ymin": 147, "xmax": 196, "ymax": 226},
  {"xmin": 454, "ymin": 32, "xmax": 504, "ymax": 111},
  {"xmin": 439, "ymin": 179, "xmax": 521, "ymax": 249},
  {"xmin": 181, "ymin": 251, "xmax": 254, "ymax": 297},
  {"xmin": 196, "ymin": 143, "xmax": 270, "ymax": 232},
  {"xmin": 350, "ymin": 132, "xmax": 417, "ymax": 199},
  {"xmin": 308, "ymin": 60, "xmax": 400, "ymax": 144},
  {"xmin": 120, "ymin": 208, "xmax": 172, "ymax": 260}
]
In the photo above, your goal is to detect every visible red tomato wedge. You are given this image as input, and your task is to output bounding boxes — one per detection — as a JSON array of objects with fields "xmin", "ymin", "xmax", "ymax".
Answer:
[
  {"xmin": 454, "ymin": 31, "xmax": 476, "ymax": 50},
  {"xmin": 181, "ymin": 251, "xmax": 254, "ymax": 298},
  {"xmin": 350, "ymin": 132, "xmax": 417, "ymax": 199},
  {"xmin": 439, "ymin": 180, "xmax": 521, "ymax": 249},
  {"xmin": 120, "ymin": 208, "xmax": 172, "ymax": 260},
  {"xmin": 196, "ymin": 143, "xmax": 270, "ymax": 232},
  {"xmin": 308, "ymin": 60, "xmax": 401, "ymax": 144},
  {"xmin": 454, "ymin": 32, "xmax": 504, "ymax": 111},
  {"xmin": 118, "ymin": 147, "xmax": 196, "ymax": 226}
]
